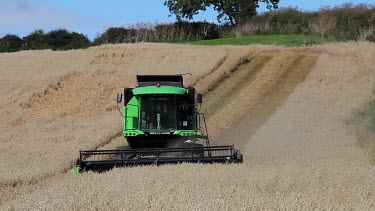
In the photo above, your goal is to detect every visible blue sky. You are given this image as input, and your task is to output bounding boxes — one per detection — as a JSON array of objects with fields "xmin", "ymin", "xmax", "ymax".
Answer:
[{"xmin": 0, "ymin": 0, "xmax": 373, "ymax": 40}]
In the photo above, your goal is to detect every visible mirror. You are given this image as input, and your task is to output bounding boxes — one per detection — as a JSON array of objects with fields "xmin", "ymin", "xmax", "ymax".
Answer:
[
  {"xmin": 197, "ymin": 94, "xmax": 203, "ymax": 104},
  {"xmin": 117, "ymin": 93, "xmax": 123, "ymax": 103}
]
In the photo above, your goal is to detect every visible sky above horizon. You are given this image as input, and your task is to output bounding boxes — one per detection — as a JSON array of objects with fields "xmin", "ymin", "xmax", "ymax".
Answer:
[{"xmin": 0, "ymin": 0, "xmax": 373, "ymax": 40}]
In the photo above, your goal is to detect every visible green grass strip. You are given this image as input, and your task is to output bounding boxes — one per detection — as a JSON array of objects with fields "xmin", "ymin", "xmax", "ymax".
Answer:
[{"xmin": 182, "ymin": 34, "xmax": 326, "ymax": 47}]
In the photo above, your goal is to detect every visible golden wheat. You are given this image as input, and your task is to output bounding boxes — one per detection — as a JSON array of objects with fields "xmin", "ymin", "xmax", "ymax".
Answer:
[{"xmin": 1, "ymin": 43, "xmax": 375, "ymax": 210}]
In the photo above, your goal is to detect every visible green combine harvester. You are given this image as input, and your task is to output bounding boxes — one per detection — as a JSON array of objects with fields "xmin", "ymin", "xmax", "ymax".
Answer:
[{"xmin": 76, "ymin": 75, "xmax": 243, "ymax": 172}]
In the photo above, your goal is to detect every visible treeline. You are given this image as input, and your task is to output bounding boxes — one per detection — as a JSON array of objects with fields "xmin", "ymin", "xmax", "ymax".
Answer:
[
  {"xmin": 93, "ymin": 21, "xmax": 219, "ymax": 44},
  {"xmin": 1, "ymin": 4, "xmax": 374, "ymax": 53},
  {"xmin": 93, "ymin": 3, "xmax": 375, "ymax": 44},
  {"xmin": 231, "ymin": 3, "xmax": 375, "ymax": 41},
  {"xmin": 0, "ymin": 29, "xmax": 90, "ymax": 52},
  {"xmin": 0, "ymin": 22, "xmax": 218, "ymax": 53}
]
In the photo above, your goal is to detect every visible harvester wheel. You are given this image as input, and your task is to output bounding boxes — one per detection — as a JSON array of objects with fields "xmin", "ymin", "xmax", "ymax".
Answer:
[
  {"xmin": 234, "ymin": 150, "xmax": 243, "ymax": 163},
  {"xmin": 192, "ymin": 144, "xmax": 205, "ymax": 157},
  {"xmin": 115, "ymin": 146, "xmax": 134, "ymax": 160}
]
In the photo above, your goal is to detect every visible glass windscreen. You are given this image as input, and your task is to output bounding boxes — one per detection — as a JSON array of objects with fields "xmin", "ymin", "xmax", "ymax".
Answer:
[{"xmin": 140, "ymin": 95, "xmax": 177, "ymax": 130}]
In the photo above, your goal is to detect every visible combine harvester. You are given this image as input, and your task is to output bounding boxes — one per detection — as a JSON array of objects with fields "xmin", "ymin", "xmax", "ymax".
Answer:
[{"xmin": 75, "ymin": 75, "xmax": 243, "ymax": 172}]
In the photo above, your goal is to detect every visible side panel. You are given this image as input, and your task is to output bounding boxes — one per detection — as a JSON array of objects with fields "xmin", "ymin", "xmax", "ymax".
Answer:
[{"xmin": 123, "ymin": 96, "xmax": 139, "ymax": 131}]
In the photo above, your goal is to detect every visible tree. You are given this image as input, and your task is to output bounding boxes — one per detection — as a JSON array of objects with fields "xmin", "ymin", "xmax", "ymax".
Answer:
[
  {"xmin": 0, "ymin": 34, "xmax": 23, "ymax": 52},
  {"xmin": 164, "ymin": 0, "xmax": 280, "ymax": 25},
  {"xmin": 45, "ymin": 29, "xmax": 90, "ymax": 50},
  {"xmin": 22, "ymin": 29, "xmax": 49, "ymax": 50},
  {"xmin": 312, "ymin": 8, "xmax": 336, "ymax": 38},
  {"xmin": 93, "ymin": 27, "xmax": 137, "ymax": 45}
]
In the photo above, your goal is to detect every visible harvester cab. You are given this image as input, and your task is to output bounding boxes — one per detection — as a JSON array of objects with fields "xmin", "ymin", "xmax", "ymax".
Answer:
[{"xmin": 76, "ymin": 74, "xmax": 243, "ymax": 172}]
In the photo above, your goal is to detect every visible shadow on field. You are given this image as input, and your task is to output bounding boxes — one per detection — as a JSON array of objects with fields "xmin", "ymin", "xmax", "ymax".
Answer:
[
  {"xmin": 203, "ymin": 51, "xmax": 318, "ymax": 150},
  {"xmin": 355, "ymin": 97, "xmax": 375, "ymax": 163}
]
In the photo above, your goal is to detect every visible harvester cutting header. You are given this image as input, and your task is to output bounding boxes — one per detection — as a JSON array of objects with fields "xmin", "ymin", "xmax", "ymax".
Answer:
[{"xmin": 76, "ymin": 74, "xmax": 243, "ymax": 172}]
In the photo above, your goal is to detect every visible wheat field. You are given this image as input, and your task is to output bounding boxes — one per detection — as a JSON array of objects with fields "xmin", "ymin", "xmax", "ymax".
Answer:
[{"xmin": 1, "ymin": 42, "xmax": 375, "ymax": 210}]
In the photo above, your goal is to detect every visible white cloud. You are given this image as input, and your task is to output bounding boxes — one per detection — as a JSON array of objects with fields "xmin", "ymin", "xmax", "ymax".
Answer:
[{"xmin": 0, "ymin": 0, "xmax": 110, "ymax": 39}]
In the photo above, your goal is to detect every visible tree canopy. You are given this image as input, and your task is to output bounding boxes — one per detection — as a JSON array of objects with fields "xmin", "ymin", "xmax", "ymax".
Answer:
[
  {"xmin": 0, "ymin": 29, "xmax": 91, "ymax": 53},
  {"xmin": 0, "ymin": 34, "xmax": 23, "ymax": 52},
  {"xmin": 164, "ymin": 0, "xmax": 280, "ymax": 25},
  {"xmin": 23, "ymin": 30, "xmax": 49, "ymax": 50},
  {"xmin": 45, "ymin": 29, "xmax": 91, "ymax": 50}
]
